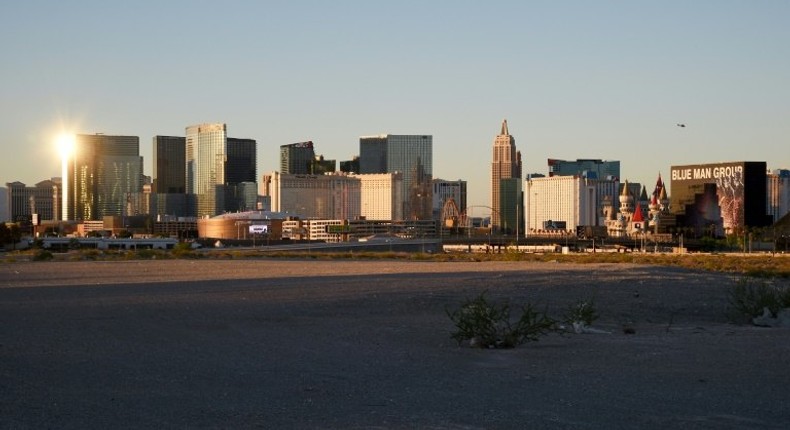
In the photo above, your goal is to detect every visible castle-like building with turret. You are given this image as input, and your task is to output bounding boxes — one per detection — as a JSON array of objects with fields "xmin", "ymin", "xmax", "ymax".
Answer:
[{"xmin": 603, "ymin": 174, "xmax": 674, "ymax": 237}]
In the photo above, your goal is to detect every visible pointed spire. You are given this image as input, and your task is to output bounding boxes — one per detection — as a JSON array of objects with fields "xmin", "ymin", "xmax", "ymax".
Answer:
[
  {"xmin": 621, "ymin": 180, "xmax": 630, "ymax": 196},
  {"xmin": 659, "ymin": 184, "xmax": 668, "ymax": 201},
  {"xmin": 500, "ymin": 119, "xmax": 509, "ymax": 136},
  {"xmin": 649, "ymin": 194, "xmax": 660, "ymax": 212},
  {"xmin": 653, "ymin": 172, "xmax": 664, "ymax": 197},
  {"xmin": 632, "ymin": 202, "xmax": 644, "ymax": 222},
  {"xmin": 640, "ymin": 186, "xmax": 649, "ymax": 201}
]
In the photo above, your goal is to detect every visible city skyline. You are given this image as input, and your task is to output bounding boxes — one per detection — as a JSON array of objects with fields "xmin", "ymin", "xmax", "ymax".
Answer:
[{"xmin": 2, "ymin": 2, "xmax": 789, "ymax": 209}]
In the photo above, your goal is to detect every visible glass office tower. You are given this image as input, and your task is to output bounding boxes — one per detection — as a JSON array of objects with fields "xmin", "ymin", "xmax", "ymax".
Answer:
[
  {"xmin": 548, "ymin": 159, "xmax": 620, "ymax": 179},
  {"xmin": 186, "ymin": 123, "xmax": 227, "ymax": 217},
  {"xmin": 226, "ymin": 137, "xmax": 257, "ymax": 212},
  {"xmin": 359, "ymin": 134, "xmax": 433, "ymax": 220},
  {"xmin": 153, "ymin": 136, "xmax": 187, "ymax": 217},
  {"xmin": 65, "ymin": 134, "xmax": 142, "ymax": 221},
  {"xmin": 153, "ymin": 136, "xmax": 186, "ymax": 194},
  {"xmin": 280, "ymin": 142, "xmax": 316, "ymax": 175}
]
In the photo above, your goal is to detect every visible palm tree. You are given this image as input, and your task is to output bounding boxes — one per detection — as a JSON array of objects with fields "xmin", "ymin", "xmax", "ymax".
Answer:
[
  {"xmin": 8, "ymin": 224, "xmax": 22, "ymax": 251},
  {"xmin": 0, "ymin": 223, "xmax": 9, "ymax": 250}
]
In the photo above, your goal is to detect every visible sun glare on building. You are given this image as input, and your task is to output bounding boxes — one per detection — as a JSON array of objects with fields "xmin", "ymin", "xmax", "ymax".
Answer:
[
  {"xmin": 57, "ymin": 133, "xmax": 75, "ymax": 158},
  {"xmin": 57, "ymin": 133, "xmax": 75, "ymax": 221}
]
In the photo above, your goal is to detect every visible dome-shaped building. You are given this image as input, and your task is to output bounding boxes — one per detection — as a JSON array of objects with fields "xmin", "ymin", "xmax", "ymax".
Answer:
[{"xmin": 197, "ymin": 211, "xmax": 289, "ymax": 240}]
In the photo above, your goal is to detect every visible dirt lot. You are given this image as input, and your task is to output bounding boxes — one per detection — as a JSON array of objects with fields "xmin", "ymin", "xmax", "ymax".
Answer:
[{"xmin": 1, "ymin": 259, "xmax": 789, "ymax": 429}]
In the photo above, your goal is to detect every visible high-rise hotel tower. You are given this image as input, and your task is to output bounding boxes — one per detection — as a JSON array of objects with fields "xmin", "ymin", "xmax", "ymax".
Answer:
[
  {"xmin": 186, "ymin": 123, "xmax": 228, "ymax": 217},
  {"xmin": 153, "ymin": 136, "xmax": 187, "ymax": 217},
  {"xmin": 160, "ymin": 126, "xmax": 256, "ymax": 217},
  {"xmin": 490, "ymin": 120, "xmax": 522, "ymax": 232},
  {"xmin": 359, "ymin": 134, "xmax": 433, "ymax": 220},
  {"xmin": 64, "ymin": 134, "xmax": 142, "ymax": 221}
]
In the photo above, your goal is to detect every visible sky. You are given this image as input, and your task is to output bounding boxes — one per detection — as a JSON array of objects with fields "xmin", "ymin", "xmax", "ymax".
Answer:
[{"xmin": 2, "ymin": 1, "xmax": 789, "ymax": 208}]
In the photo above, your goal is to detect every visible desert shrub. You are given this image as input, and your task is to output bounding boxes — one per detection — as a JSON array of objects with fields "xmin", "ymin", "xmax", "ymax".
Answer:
[
  {"xmin": 447, "ymin": 293, "xmax": 509, "ymax": 348},
  {"xmin": 233, "ymin": 250, "xmax": 252, "ymax": 258},
  {"xmin": 172, "ymin": 242, "xmax": 200, "ymax": 259},
  {"xmin": 500, "ymin": 250, "xmax": 523, "ymax": 262},
  {"xmin": 81, "ymin": 249, "xmax": 101, "ymax": 260},
  {"xmin": 729, "ymin": 277, "xmax": 790, "ymax": 319},
  {"xmin": 447, "ymin": 292, "xmax": 556, "ymax": 348},
  {"xmin": 32, "ymin": 250, "xmax": 54, "ymax": 261},
  {"xmin": 409, "ymin": 252, "xmax": 433, "ymax": 261},
  {"xmin": 136, "ymin": 249, "xmax": 158, "ymax": 259},
  {"xmin": 565, "ymin": 299, "xmax": 599, "ymax": 326},
  {"xmin": 512, "ymin": 303, "xmax": 559, "ymax": 344}
]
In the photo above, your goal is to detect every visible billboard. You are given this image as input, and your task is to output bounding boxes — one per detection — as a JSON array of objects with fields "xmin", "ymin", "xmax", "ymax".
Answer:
[
  {"xmin": 248, "ymin": 224, "xmax": 268, "ymax": 234},
  {"xmin": 670, "ymin": 161, "xmax": 768, "ymax": 233}
]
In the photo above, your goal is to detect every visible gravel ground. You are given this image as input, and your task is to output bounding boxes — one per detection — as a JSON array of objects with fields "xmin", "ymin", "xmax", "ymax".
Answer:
[{"xmin": 1, "ymin": 259, "xmax": 789, "ymax": 429}]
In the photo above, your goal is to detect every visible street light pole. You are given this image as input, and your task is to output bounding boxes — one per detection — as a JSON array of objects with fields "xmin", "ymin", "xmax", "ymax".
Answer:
[
  {"xmin": 533, "ymin": 192, "xmax": 537, "ymax": 237},
  {"xmin": 515, "ymin": 201, "xmax": 519, "ymax": 251},
  {"xmin": 439, "ymin": 198, "xmax": 443, "ymax": 242}
]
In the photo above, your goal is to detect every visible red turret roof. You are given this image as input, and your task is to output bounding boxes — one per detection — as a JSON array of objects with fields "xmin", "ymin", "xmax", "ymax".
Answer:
[
  {"xmin": 653, "ymin": 173, "xmax": 664, "ymax": 198},
  {"xmin": 632, "ymin": 202, "xmax": 645, "ymax": 222}
]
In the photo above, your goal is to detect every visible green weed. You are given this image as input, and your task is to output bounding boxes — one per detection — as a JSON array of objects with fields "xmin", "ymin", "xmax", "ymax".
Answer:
[{"xmin": 447, "ymin": 292, "xmax": 556, "ymax": 348}]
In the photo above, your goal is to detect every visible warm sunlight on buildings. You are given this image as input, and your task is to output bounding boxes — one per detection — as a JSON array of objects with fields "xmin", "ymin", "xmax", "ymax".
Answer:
[
  {"xmin": 57, "ymin": 133, "xmax": 74, "ymax": 220},
  {"xmin": 57, "ymin": 133, "xmax": 75, "ymax": 159}
]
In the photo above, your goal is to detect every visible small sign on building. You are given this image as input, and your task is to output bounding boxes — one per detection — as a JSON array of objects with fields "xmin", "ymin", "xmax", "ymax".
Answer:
[{"xmin": 249, "ymin": 224, "xmax": 268, "ymax": 234}]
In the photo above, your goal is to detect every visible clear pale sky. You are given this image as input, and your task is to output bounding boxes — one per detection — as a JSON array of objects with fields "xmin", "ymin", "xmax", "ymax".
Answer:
[{"xmin": 2, "ymin": 1, "xmax": 789, "ymax": 208}]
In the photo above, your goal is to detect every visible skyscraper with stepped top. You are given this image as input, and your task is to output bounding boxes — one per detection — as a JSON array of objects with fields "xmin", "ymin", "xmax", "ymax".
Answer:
[{"xmin": 490, "ymin": 120, "xmax": 522, "ymax": 233}]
